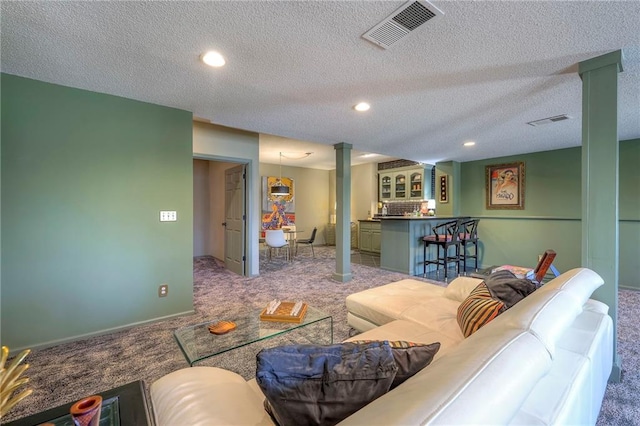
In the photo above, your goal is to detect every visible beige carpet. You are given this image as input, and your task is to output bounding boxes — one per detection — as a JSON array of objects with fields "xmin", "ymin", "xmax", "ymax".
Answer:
[{"xmin": 2, "ymin": 246, "xmax": 638, "ymax": 424}]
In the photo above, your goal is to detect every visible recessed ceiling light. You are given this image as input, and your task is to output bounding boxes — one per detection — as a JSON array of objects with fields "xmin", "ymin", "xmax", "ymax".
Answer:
[
  {"xmin": 463, "ymin": 141, "xmax": 476, "ymax": 147},
  {"xmin": 361, "ymin": 153, "xmax": 378, "ymax": 158},
  {"xmin": 354, "ymin": 102, "xmax": 370, "ymax": 112},
  {"xmin": 201, "ymin": 51, "xmax": 226, "ymax": 67}
]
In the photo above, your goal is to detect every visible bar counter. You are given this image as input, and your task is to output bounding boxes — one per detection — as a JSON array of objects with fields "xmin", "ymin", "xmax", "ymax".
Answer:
[{"xmin": 377, "ymin": 216, "xmax": 469, "ymax": 276}]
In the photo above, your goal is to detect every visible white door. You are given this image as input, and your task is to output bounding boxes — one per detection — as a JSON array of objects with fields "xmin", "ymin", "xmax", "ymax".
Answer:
[{"xmin": 224, "ymin": 165, "xmax": 245, "ymax": 275}]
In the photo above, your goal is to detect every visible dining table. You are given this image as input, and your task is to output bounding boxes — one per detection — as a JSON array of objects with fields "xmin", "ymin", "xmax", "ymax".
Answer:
[{"xmin": 282, "ymin": 228, "xmax": 304, "ymax": 258}]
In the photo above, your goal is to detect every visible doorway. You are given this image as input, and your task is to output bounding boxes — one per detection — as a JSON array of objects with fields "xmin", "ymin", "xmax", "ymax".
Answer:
[{"xmin": 193, "ymin": 159, "xmax": 247, "ymax": 275}]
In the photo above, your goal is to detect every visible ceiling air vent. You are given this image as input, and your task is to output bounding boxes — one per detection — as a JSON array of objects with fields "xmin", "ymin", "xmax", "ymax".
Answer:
[
  {"xmin": 527, "ymin": 114, "xmax": 572, "ymax": 127},
  {"xmin": 362, "ymin": 0, "xmax": 444, "ymax": 49}
]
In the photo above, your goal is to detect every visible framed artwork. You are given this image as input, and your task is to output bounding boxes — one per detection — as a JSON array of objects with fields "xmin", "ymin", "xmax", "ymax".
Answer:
[
  {"xmin": 261, "ymin": 176, "xmax": 295, "ymax": 234},
  {"xmin": 439, "ymin": 175, "xmax": 448, "ymax": 203},
  {"xmin": 485, "ymin": 162, "xmax": 525, "ymax": 209}
]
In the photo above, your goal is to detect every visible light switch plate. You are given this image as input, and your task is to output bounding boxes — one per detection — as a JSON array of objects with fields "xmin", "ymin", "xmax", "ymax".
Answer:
[{"xmin": 160, "ymin": 211, "xmax": 177, "ymax": 222}]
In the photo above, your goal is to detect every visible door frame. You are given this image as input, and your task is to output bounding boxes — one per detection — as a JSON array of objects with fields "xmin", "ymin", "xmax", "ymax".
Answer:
[{"xmin": 193, "ymin": 154, "xmax": 256, "ymax": 276}]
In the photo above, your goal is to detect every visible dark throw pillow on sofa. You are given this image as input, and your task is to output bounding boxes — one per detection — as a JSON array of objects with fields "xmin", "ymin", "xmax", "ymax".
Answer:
[
  {"xmin": 348, "ymin": 340, "xmax": 441, "ymax": 389},
  {"xmin": 256, "ymin": 341, "xmax": 398, "ymax": 426},
  {"xmin": 457, "ymin": 282, "xmax": 505, "ymax": 337},
  {"xmin": 484, "ymin": 270, "xmax": 538, "ymax": 309}
]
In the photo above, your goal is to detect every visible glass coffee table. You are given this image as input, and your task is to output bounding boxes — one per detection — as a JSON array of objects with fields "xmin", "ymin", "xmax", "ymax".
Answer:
[{"xmin": 174, "ymin": 305, "xmax": 333, "ymax": 366}]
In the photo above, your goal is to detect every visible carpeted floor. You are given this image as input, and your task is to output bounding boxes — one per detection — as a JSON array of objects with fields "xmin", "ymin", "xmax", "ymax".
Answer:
[{"xmin": 2, "ymin": 246, "xmax": 638, "ymax": 424}]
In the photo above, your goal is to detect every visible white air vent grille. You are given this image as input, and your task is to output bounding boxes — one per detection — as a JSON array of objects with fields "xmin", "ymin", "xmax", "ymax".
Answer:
[
  {"xmin": 393, "ymin": 1, "xmax": 437, "ymax": 30},
  {"xmin": 527, "ymin": 114, "xmax": 572, "ymax": 127},
  {"xmin": 367, "ymin": 22, "xmax": 410, "ymax": 47},
  {"xmin": 363, "ymin": 0, "xmax": 444, "ymax": 49}
]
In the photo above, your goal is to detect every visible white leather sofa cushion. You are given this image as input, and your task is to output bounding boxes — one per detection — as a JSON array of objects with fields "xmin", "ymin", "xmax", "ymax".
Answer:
[
  {"xmin": 399, "ymin": 297, "xmax": 465, "ymax": 342},
  {"xmin": 150, "ymin": 367, "xmax": 273, "ymax": 426},
  {"xmin": 492, "ymin": 288, "xmax": 583, "ymax": 356},
  {"xmin": 490, "ymin": 267, "xmax": 604, "ymax": 356},
  {"xmin": 339, "ymin": 327, "xmax": 552, "ymax": 425},
  {"xmin": 345, "ymin": 279, "xmax": 445, "ymax": 328},
  {"xmin": 344, "ymin": 319, "xmax": 461, "ymax": 361},
  {"xmin": 442, "ymin": 276, "xmax": 483, "ymax": 302},
  {"xmin": 536, "ymin": 267, "xmax": 604, "ymax": 303},
  {"xmin": 583, "ymin": 298, "xmax": 609, "ymax": 315},
  {"xmin": 510, "ymin": 308, "xmax": 613, "ymax": 425},
  {"xmin": 346, "ymin": 312, "xmax": 381, "ymax": 332}
]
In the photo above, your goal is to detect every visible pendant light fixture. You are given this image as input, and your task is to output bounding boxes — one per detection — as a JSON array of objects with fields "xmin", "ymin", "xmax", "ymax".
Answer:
[{"xmin": 270, "ymin": 152, "xmax": 290, "ymax": 196}]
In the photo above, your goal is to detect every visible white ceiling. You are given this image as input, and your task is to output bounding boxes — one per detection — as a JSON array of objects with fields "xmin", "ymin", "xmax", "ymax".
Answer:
[
  {"xmin": 258, "ymin": 133, "xmax": 397, "ymax": 170},
  {"xmin": 2, "ymin": 1, "xmax": 639, "ymax": 169}
]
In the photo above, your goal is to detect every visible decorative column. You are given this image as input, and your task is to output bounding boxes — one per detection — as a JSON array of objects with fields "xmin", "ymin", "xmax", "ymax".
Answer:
[
  {"xmin": 333, "ymin": 143, "xmax": 352, "ymax": 282},
  {"xmin": 579, "ymin": 50, "xmax": 624, "ymax": 382}
]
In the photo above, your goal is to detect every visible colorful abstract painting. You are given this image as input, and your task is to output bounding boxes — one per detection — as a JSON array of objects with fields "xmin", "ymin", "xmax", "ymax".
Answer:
[{"xmin": 262, "ymin": 176, "xmax": 295, "ymax": 234}]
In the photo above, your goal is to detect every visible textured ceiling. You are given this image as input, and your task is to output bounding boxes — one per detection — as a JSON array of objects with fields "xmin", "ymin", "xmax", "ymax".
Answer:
[{"xmin": 2, "ymin": 1, "xmax": 639, "ymax": 169}]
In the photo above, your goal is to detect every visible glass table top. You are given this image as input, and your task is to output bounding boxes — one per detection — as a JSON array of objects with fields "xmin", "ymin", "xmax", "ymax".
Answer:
[
  {"xmin": 174, "ymin": 305, "xmax": 332, "ymax": 366},
  {"xmin": 46, "ymin": 396, "xmax": 120, "ymax": 426}
]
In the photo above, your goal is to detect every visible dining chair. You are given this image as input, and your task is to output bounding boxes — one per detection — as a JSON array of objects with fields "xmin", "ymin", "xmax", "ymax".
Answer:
[
  {"xmin": 265, "ymin": 229, "xmax": 289, "ymax": 261},
  {"xmin": 296, "ymin": 227, "xmax": 317, "ymax": 258}
]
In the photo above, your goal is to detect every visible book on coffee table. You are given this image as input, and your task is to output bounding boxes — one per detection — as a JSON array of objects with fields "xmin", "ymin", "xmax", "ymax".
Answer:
[{"xmin": 260, "ymin": 301, "xmax": 308, "ymax": 323}]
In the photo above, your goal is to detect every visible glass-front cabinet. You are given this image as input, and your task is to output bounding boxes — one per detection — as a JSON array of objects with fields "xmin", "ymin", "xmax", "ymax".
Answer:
[
  {"xmin": 378, "ymin": 165, "xmax": 433, "ymax": 201},
  {"xmin": 380, "ymin": 174, "xmax": 392, "ymax": 200},
  {"xmin": 394, "ymin": 173, "xmax": 406, "ymax": 199},
  {"xmin": 410, "ymin": 172, "xmax": 423, "ymax": 198}
]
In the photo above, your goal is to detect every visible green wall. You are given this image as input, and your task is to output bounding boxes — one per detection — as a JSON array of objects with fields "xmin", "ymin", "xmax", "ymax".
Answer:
[
  {"xmin": 1, "ymin": 74, "xmax": 195, "ymax": 351},
  {"xmin": 460, "ymin": 139, "xmax": 639, "ymax": 289}
]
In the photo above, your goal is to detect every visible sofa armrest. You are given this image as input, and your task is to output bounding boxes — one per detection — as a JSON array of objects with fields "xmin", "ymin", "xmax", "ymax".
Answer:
[
  {"xmin": 583, "ymin": 299, "xmax": 609, "ymax": 315},
  {"xmin": 150, "ymin": 367, "xmax": 274, "ymax": 426}
]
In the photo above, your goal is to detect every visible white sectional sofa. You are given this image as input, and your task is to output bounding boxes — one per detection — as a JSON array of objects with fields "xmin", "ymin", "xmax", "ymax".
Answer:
[{"xmin": 150, "ymin": 268, "xmax": 613, "ymax": 425}]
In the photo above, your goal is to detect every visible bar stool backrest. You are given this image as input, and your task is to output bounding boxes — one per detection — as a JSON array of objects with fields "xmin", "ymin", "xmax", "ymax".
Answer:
[
  {"xmin": 460, "ymin": 219, "xmax": 479, "ymax": 241},
  {"xmin": 430, "ymin": 219, "xmax": 462, "ymax": 242}
]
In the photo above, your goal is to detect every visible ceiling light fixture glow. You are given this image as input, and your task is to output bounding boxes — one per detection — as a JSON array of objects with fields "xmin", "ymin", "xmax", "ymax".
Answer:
[
  {"xmin": 201, "ymin": 51, "xmax": 226, "ymax": 67},
  {"xmin": 354, "ymin": 102, "xmax": 370, "ymax": 112},
  {"xmin": 280, "ymin": 152, "xmax": 313, "ymax": 160},
  {"xmin": 463, "ymin": 141, "xmax": 476, "ymax": 147}
]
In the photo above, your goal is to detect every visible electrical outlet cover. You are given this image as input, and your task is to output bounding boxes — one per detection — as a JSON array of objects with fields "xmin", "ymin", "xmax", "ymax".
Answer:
[{"xmin": 159, "ymin": 284, "xmax": 168, "ymax": 297}]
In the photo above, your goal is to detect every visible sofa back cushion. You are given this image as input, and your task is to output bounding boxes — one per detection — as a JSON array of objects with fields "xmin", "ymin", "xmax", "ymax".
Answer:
[
  {"xmin": 338, "ymin": 328, "xmax": 552, "ymax": 425},
  {"xmin": 490, "ymin": 268, "xmax": 604, "ymax": 357},
  {"xmin": 443, "ymin": 276, "xmax": 483, "ymax": 302},
  {"xmin": 535, "ymin": 267, "xmax": 604, "ymax": 303}
]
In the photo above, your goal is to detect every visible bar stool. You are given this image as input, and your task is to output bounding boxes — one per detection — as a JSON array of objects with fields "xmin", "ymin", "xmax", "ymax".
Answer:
[
  {"xmin": 422, "ymin": 219, "xmax": 462, "ymax": 280},
  {"xmin": 459, "ymin": 219, "xmax": 480, "ymax": 273}
]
